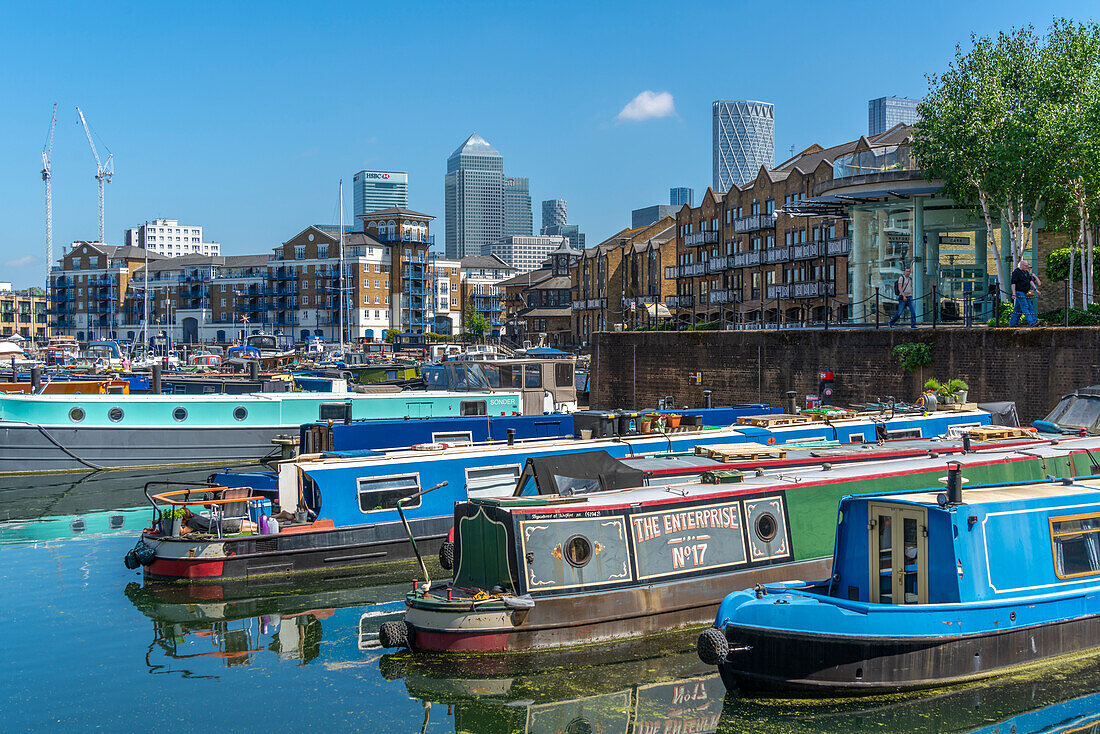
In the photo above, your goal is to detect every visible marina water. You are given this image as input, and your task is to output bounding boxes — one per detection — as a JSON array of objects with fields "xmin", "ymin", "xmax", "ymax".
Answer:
[{"xmin": 4, "ymin": 467, "xmax": 1100, "ymax": 733}]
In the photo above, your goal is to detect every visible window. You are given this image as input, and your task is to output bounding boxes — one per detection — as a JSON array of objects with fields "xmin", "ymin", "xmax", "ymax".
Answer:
[
  {"xmin": 524, "ymin": 364, "xmax": 542, "ymax": 388},
  {"xmin": 1052, "ymin": 515, "xmax": 1100, "ymax": 578},
  {"xmin": 460, "ymin": 400, "xmax": 487, "ymax": 416},
  {"xmin": 357, "ymin": 473, "xmax": 420, "ymax": 513},
  {"xmin": 555, "ymin": 363, "xmax": 573, "ymax": 387},
  {"xmin": 465, "ymin": 464, "xmax": 521, "ymax": 498}
]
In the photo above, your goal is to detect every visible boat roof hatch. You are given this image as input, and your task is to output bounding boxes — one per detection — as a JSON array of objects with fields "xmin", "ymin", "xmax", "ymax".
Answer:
[{"xmin": 515, "ymin": 451, "xmax": 646, "ymax": 497}]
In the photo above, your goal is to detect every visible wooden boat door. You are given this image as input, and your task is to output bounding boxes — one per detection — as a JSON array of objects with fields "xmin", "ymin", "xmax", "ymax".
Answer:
[{"xmin": 868, "ymin": 503, "xmax": 928, "ymax": 604}]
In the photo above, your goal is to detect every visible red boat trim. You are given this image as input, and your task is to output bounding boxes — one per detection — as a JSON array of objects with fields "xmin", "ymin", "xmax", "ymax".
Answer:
[{"xmin": 147, "ymin": 558, "xmax": 225, "ymax": 578}]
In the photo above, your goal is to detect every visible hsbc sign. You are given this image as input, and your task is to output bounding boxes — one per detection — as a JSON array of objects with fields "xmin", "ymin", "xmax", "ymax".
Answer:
[{"xmin": 358, "ymin": 171, "xmax": 405, "ymax": 182}]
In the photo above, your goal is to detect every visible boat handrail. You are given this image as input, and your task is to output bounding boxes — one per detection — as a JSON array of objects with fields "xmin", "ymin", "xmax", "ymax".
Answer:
[{"xmin": 149, "ymin": 487, "xmax": 266, "ymax": 506}]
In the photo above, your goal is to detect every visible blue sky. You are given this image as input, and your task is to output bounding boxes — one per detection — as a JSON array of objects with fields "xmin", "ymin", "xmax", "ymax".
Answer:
[{"xmin": 0, "ymin": 1, "xmax": 1093, "ymax": 288}]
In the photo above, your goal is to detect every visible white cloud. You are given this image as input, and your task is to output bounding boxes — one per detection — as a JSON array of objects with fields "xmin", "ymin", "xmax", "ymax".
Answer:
[
  {"xmin": 616, "ymin": 91, "xmax": 675, "ymax": 122},
  {"xmin": 4, "ymin": 255, "xmax": 37, "ymax": 268}
]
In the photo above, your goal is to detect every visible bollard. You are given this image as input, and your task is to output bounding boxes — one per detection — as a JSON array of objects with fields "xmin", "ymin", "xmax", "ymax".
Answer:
[
  {"xmin": 31, "ymin": 366, "xmax": 41, "ymax": 392},
  {"xmin": 703, "ymin": 390, "xmax": 712, "ymax": 409},
  {"xmin": 151, "ymin": 363, "xmax": 162, "ymax": 395}
]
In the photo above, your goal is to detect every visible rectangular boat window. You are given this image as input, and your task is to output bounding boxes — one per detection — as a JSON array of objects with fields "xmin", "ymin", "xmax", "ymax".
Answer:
[
  {"xmin": 1051, "ymin": 515, "xmax": 1100, "ymax": 578},
  {"xmin": 497, "ymin": 365, "xmax": 520, "ymax": 389},
  {"xmin": 461, "ymin": 400, "xmax": 487, "ymax": 416},
  {"xmin": 466, "ymin": 465, "xmax": 521, "ymax": 498},
  {"xmin": 555, "ymin": 363, "xmax": 573, "ymax": 388},
  {"xmin": 432, "ymin": 431, "xmax": 473, "ymax": 445},
  {"xmin": 357, "ymin": 473, "xmax": 420, "ymax": 513},
  {"xmin": 524, "ymin": 364, "xmax": 542, "ymax": 388}
]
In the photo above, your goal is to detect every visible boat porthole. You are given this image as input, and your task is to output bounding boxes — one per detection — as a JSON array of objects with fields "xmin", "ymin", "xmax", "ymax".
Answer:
[
  {"xmin": 172, "ymin": 407, "xmax": 187, "ymax": 422},
  {"xmin": 69, "ymin": 407, "xmax": 85, "ymax": 422},
  {"xmin": 108, "ymin": 407, "xmax": 124, "ymax": 423},
  {"xmin": 755, "ymin": 513, "xmax": 778, "ymax": 542},
  {"xmin": 564, "ymin": 535, "xmax": 592, "ymax": 568},
  {"xmin": 109, "ymin": 515, "xmax": 125, "ymax": 529},
  {"xmin": 233, "ymin": 406, "xmax": 248, "ymax": 421}
]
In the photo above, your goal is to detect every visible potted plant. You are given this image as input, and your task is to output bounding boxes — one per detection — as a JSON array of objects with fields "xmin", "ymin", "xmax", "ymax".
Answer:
[
  {"xmin": 666, "ymin": 413, "xmax": 682, "ymax": 429},
  {"xmin": 639, "ymin": 416, "xmax": 653, "ymax": 433},
  {"xmin": 946, "ymin": 379, "xmax": 969, "ymax": 404},
  {"xmin": 159, "ymin": 507, "xmax": 186, "ymax": 536}
]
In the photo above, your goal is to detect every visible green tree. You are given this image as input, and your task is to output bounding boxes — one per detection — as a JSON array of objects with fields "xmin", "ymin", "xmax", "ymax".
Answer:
[
  {"xmin": 26, "ymin": 286, "xmax": 45, "ymax": 296},
  {"xmin": 1037, "ymin": 19, "xmax": 1100, "ymax": 307},
  {"xmin": 912, "ymin": 26, "xmax": 1051, "ymax": 297},
  {"xmin": 464, "ymin": 313, "xmax": 491, "ymax": 342},
  {"xmin": 382, "ymin": 328, "xmax": 400, "ymax": 344}
]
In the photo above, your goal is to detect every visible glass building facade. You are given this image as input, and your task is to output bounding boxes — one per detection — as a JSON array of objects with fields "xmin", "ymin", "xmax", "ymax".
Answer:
[
  {"xmin": 444, "ymin": 134, "xmax": 504, "ymax": 259},
  {"xmin": 712, "ymin": 100, "xmax": 774, "ymax": 192},
  {"xmin": 503, "ymin": 177, "xmax": 533, "ymax": 238},
  {"xmin": 541, "ymin": 199, "xmax": 566, "ymax": 232},
  {"xmin": 670, "ymin": 187, "xmax": 694, "ymax": 207},
  {"xmin": 352, "ymin": 170, "xmax": 408, "ymax": 218},
  {"xmin": 867, "ymin": 97, "xmax": 920, "ymax": 136}
]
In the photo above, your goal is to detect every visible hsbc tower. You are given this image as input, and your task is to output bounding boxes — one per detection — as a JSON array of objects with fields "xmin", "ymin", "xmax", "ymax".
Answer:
[{"xmin": 352, "ymin": 170, "xmax": 409, "ymax": 218}]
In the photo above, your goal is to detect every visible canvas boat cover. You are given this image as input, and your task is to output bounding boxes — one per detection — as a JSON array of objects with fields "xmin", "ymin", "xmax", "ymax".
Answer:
[
  {"xmin": 517, "ymin": 451, "xmax": 646, "ymax": 496},
  {"xmin": 977, "ymin": 401, "xmax": 1019, "ymax": 427}
]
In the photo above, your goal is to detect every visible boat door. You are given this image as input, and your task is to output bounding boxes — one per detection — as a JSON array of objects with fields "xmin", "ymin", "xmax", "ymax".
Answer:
[{"xmin": 868, "ymin": 502, "xmax": 928, "ymax": 604}]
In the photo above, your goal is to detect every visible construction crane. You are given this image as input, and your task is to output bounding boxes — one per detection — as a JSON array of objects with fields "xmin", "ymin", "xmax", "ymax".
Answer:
[
  {"xmin": 75, "ymin": 106, "xmax": 113, "ymax": 243},
  {"xmin": 41, "ymin": 103, "xmax": 57, "ymax": 285}
]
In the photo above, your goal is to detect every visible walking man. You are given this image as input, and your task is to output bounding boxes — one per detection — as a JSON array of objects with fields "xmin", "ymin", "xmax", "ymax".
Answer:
[
  {"xmin": 1009, "ymin": 260, "xmax": 1039, "ymax": 327},
  {"xmin": 889, "ymin": 267, "xmax": 917, "ymax": 328}
]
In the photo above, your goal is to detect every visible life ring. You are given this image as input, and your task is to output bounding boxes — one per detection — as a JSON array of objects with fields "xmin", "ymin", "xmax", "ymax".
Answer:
[{"xmin": 412, "ymin": 442, "xmax": 448, "ymax": 451}]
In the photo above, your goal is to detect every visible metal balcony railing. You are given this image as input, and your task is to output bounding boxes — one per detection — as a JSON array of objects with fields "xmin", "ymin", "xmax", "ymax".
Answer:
[
  {"xmin": 683, "ymin": 231, "xmax": 720, "ymax": 246},
  {"xmin": 826, "ymin": 236, "xmax": 850, "ymax": 256},
  {"xmin": 707, "ymin": 255, "xmax": 731, "ymax": 273},
  {"xmin": 707, "ymin": 289, "xmax": 740, "ymax": 304},
  {"xmin": 733, "ymin": 213, "xmax": 777, "ymax": 234},
  {"xmin": 765, "ymin": 248, "xmax": 790, "ymax": 264},
  {"xmin": 731, "ymin": 251, "xmax": 763, "ymax": 268},
  {"xmin": 665, "ymin": 294, "xmax": 694, "ymax": 308}
]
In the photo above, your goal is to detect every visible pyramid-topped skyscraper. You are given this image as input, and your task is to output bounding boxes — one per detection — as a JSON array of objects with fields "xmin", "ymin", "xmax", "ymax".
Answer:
[{"xmin": 445, "ymin": 133, "xmax": 504, "ymax": 259}]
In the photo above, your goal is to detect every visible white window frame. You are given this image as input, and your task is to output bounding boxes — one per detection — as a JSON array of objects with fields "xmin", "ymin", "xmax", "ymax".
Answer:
[{"xmin": 356, "ymin": 472, "xmax": 421, "ymax": 514}]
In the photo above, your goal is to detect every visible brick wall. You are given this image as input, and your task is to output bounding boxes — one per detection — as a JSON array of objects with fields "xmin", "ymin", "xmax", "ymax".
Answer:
[{"xmin": 592, "ymin": 328, "xmax": 1100, "ymax": 422}]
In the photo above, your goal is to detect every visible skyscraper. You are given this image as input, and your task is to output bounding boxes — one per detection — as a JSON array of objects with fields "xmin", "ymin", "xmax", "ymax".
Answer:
[
  {"xmin": 712, "ymin": 100, "xmax": 774, "ymax": 192},
  {"xmin": 868, "ymin": 96, "xmax": 920, "ymax": 135},
  {"xmin": 503, "ymin": 177, "xmax": 533, "ymax": 237},
  {"xmin": 444, "ymin": 133, "xmax": 504, "ymax": 259},
  {"xmin": 352, "ymin": 170, "xmax": 408, "ymax": 218},
  {"xmin": 541, "ymin": 199, "xmax": 566, "ymax": 232},
  {"xmin": 670, "ymin": 187, "xmax": 694, "ymax": 207}
]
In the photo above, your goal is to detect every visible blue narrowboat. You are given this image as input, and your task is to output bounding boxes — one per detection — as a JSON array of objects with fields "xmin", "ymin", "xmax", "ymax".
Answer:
[
  {"xmin": 699, "ymin": 466, "xmax": 1100, "ymax": 692},
  {"xmin": 138, "ymin": 410, "xmax": 995, "ymax": 584}
]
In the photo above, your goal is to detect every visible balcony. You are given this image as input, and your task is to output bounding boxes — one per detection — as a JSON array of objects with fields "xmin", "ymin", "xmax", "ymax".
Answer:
[
  {"xmin": 733, "ymin": 213, "xmax": 776, "ymax": 234},
  {"xmin": 405, "ymin": 285, "xmax": 426, "ymax": 296},
  {"xmin": 767, "ymin": 281, "xmax": 836, "ymax": 300},
  {"xmin": 683, "ymin": 231, "xmax": 720, "ymax": 247},
  {"xmin": 665, "ymin": 294, "xmax": 694, "ymax": 309},
  {"xmin": 377, "ymin": 233, "xmax": 434, "ymax": 246},
  {"xmin": 764, "ymin": 248, "xmax": 790, "ymax": 264},
  {"xmin": 270, "ymin": 269, "xmax": 296, "ymax": 280},
  {"xmin": 622, "ymin": 295, "xmax": 657, "ymax": 310},
  {"xmin": 731, "ymin": 251, "xmax": 763, "ymax": 268},
  {"xmin": 826, "ymin": 236, "xmax": 850, "ymax": 256},
  {"xmin": 403, "ymin": 267, "xmax": 426, "ymax": 281},
  {"xmin": 707, "ymin": 289, "xmax": 740, "ymax": 305},
  {"xmin": 707, "ymin": 255, "xmax": 732, "ymax": 273},
  {"xmin": 791, "ymin": 243, "xmax": 825, "ymax": 261},
  {"xmin": 571, "ymin": 298, "xmax": 607, "ymax": 311}
]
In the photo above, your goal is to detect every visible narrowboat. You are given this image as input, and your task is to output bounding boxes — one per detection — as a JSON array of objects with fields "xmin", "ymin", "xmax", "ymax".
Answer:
[
  {"xmin": 0, "ymin": 389, "xmax": 522, "ymax": 474},
  {"xmin": 382, "ymin": 434, "xmax": 1098, "ymax": 655},
  {"xmin": 700, "ymin": 469, "xmax": 1100, "ymax": 692},
  {"xmin": 139, "ymin": 410, "xmax": 992, "ymax": 584}
]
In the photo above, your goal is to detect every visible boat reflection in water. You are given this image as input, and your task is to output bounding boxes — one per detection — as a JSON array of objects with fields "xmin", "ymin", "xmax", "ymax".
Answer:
[
  {"xmin": 125, "ymin": 577, "xmax": 408, "ymax": 670},
  {"xmin": 719, "ymin": 651, "xmax": 1100, "ymax": 734},
  {"xmin": 385, "ymin": 639, "xmax": 724, "ymax": 734}
]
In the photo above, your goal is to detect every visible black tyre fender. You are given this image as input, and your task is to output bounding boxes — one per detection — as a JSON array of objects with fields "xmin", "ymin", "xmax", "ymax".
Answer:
[
  {"xmin": 378, "ymin": 620, "xmax": 409, "ymax": 649},
  {"xmin": 697, "ymin": 627, "xmax": 729, "ymax": 666},
  {"xmin": 439, "ymin": 540, "xmax": 454, "ymax": 570}
]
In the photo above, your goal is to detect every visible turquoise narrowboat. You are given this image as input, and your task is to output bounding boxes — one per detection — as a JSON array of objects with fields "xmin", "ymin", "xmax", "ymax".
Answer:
[{"xmin": 700, "ymin": 467, "xmax": 1100, "ymax": 692}]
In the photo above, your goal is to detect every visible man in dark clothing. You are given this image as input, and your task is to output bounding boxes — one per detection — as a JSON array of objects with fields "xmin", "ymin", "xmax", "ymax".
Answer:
[
  {"xmin": 889, "ymin": 267, "xmax": 917, "ymax": 327},
  {"xmin": 1008, "ymin": 260, "xmax": 1039, "ymax": 326}
]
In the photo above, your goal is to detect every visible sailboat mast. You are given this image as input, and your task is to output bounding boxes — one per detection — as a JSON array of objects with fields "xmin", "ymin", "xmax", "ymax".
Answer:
[{"xmin": 338, "ymin": 179, "xmax": 346, "ymax": 352}]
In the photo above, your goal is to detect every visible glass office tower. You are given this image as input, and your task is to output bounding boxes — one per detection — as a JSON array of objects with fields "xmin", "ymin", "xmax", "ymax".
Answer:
[
  {"xmin": 444, "ymin": 133, "xmax": 504, "ymax": 259},
  {"xmin": 868, "ymin": 97, "xmax": 920, "ymax": 136},
  {"xmin": 352, "ymin": 170, "xmax": 408, "ymax": 218},
  {"xmin": 712, "ymin": 100, "xmax": 775, "ymax": 192},
  {"xmin": 503, "ymin": 177, "xmax": 533, "ymax": 237}
]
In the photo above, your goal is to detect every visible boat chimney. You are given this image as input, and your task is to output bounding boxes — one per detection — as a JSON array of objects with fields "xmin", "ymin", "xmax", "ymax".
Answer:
[
  {"xmin": 151, "ymin": 363, "xmax": 162, "ymax": 394},
  {"xmin": 248, "ymin": 360, "xmax": 259, "ymax": 380},
  {"xmin": 507, "ymin": 428, "xmax": 516, "ymax": 446},
  {"xmin": 947, "ymin": 461, "xmax": 963, "ymax": 505},
  {"xmin": 786, "ymin": 390, "xmax": 797, "ymax": 415},
  {"xmin": 30, "ymin": 366, "xmax": 41, "ymax": 392},
  {"xmin": 962, "ymin": 432, "xmax": 972, "ymax": 453},
  {"xmin": 703, "ymin": 390, "xmax": 712, "ymax": 409}
]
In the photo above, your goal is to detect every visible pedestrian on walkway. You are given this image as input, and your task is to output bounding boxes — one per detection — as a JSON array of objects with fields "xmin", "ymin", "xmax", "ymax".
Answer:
[
  {"xmin": 889, "ymin": 267, "xmax": 917, "ymax": 328},
  {"xmin": 1008, "ymin": 260, "xmax": 1039, "ymax": 326}
]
